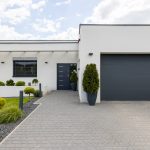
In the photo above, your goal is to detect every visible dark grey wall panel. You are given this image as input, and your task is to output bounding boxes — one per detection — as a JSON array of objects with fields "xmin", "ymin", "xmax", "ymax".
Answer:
[{"xmin": 101, "ymin": 54, "xmax": 150, "ymax": 100}]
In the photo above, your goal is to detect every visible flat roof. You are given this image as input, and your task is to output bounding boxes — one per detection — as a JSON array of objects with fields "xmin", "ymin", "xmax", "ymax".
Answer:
[
  {"xmin": 80, "ymin": 24, "xmax": 150, "ymax": 26},
  {"xmin": 79, "ymin": 24, "xmax": 150, "ymax": 33},
  {"xmin": 0, "ymin": 40, "xmax": 79, "ymax": 44}
]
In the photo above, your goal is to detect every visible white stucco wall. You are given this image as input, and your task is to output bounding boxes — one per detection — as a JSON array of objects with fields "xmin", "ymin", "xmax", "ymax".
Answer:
[
  {"xmin": 78, "ymin": 25, "xmax": 150, "ymax": 103},
  {"xmin": 0, "ymin": 41, "xmax": 78, "ymax": 97},
  {"xmin": 0, "ymin": 86, "xmax": 38, "ymax": 97},
  {"xmin": 0, "ymin": 40, "xmax": 78, "ymax": 51},
  {"xmin": 2, "ymin": 25, "xmax": 150, "ymax": 102}
]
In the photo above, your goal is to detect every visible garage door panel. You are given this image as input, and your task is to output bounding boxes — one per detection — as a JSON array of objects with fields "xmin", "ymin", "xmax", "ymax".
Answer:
[{"xmin": 101, "ymin": 54, "xmax": 150, "ymax": 100}]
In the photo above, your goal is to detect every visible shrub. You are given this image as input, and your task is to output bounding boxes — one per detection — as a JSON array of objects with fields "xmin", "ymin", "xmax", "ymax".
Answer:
[
  {"xmin": 15, "ymin": 81, "xmax": 25, "ymax": 86},
  {"xmin": 6, "ymin": 79, "xmax": 15, "ymax": 86},
  {"xmin": 0, "ymin": 81, "xmax": 5, "ymax": 86},
  {"xmin": 70, "ymin": 70, "xmax": 78, "ymax": 83},
  {"xmin": 82, "ymin": 64, "xmax": 99, "ymax": 94},
  {"xmin": 32, "ymin": 79, "xmax": 38, "ymax": 85},
  {"xmin": 0, "ymin": 98, "xmax": 6, "ymax": 109},
  {"xmin": 24, "ymin": 87, "xmax": 35, "ymax": 98},
  {"xmin": 34, "ymin": 90, "xmax": 41, "ymax": 97},
  {"xmin": 0, "ymin": 107, "xmax": 23, "ymax": 123},
  {"xmin": 70, "ymin": 64, "xmax": 77, "ymax": 73}
]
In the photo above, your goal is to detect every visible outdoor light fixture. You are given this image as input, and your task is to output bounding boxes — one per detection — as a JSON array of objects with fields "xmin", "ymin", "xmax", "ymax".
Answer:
[
  {"xmin": 1, "ymin": 61, "xmax": 5, "ymax": 64},
  {"xmin": 89, "ymin": 52, "xmax": 93, "ymax": 56},
  {"xmin": 45, "ymin": 62, "xmax": 48, "ymax": 64}
]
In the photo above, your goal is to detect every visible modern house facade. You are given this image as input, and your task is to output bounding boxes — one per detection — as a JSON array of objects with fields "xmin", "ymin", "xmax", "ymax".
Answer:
[{"xmin": 1, "ymin": 24, "xmax": 150, "ymax": 102}]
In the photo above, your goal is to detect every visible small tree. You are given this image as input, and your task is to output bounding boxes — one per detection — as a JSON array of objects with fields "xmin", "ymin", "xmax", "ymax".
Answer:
[
  {"xmin": 32, "ymin": 79, "xmax": 39, "ymax": 86},
  {"xmin": 82, "ymin": 64, "xmax": 99, "ymax": 94},
  {"xmin": 24, "ymin": 87, "xmax": 35, "ymax": 99},
  {"xmin": 70, "ymin": 70, "xmax": 78, "ymax": 83}
]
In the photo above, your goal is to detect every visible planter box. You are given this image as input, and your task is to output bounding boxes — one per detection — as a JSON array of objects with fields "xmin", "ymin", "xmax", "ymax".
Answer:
[{"xmin": 0, "ymin": 86, "xmax": 38, "ymax": 97}]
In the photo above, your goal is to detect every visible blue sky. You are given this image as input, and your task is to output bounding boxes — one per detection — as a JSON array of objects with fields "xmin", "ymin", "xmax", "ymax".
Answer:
[{"xmin": 0, "ymin": 0, "xmax": 150, "ymax": 40}]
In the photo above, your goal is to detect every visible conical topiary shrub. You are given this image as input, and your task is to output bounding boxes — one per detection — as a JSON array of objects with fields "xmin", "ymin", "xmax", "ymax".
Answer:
[
  {"xmin": 70, "ymin": 70, "xmax": 78, "ymax": 91},
  {"xmin": 82, "ymin": 64, "xmax": 99, "ymax": 105}
]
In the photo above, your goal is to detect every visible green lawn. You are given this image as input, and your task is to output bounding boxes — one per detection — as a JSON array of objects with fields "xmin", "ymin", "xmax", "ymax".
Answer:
[{"xmin": 4, "ymin": 97, "xmax": 33, "ymax": 108}]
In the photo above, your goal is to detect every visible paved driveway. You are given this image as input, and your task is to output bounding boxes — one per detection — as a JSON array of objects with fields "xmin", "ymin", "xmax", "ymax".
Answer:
[{"xmin": 1, "ymin": 91, "xmax": 150, "ymax": 150}]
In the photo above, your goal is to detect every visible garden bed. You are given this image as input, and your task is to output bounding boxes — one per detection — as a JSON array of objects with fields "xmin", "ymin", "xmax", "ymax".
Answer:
[{"xmin": 0, "ymin": 97, "xmax": 39, "ymax": 142}]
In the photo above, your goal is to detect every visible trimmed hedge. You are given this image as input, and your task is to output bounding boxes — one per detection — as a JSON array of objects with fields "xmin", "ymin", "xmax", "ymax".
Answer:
[
  {"xmin": 0, "ymin": 81, "xmax": 5, "ymax": 86},
  {"xmin": 15, "ymin": 81, "xmax": 25, "ymax": 86},
  {"xmin": 6, "ymin": 79, "xmax": 15, "ymax": 86}
]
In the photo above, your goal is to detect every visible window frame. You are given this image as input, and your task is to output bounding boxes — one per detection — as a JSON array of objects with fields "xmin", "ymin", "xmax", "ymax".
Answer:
[{"xmin": 13, "ymin": 60, "xmax": 37, "ymax": 77}]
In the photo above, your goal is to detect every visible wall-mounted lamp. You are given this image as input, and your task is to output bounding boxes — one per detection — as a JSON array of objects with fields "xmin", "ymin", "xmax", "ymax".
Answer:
[
  {"xmin": 1, "ymin": 61, "xmax": 5, "ymax": 64},
  {"xmin": 45, "ymin": 61, "xmax": 48, "ymax": 64},
  {"xmin": 88, "ymin": 52, "xmax": 93, "ymax": 56}
]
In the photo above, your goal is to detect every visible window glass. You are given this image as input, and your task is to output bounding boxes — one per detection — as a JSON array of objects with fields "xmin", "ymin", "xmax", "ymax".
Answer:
[{"xmin": 13, "ymin": 60, "xmax": 37, "ymax": 77}]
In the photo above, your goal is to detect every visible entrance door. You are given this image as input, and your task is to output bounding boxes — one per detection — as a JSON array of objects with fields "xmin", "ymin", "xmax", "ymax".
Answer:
[{"xmin": 57, "ymin": 63, "xmax": 76, "ymax": 90}]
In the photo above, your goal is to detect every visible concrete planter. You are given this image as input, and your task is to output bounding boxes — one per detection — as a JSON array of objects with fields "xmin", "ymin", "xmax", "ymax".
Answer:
[
  {"xmin": 87, "ymin": 93, "xmax": 97, "ymax": 106},
  {"xmin": 0, "ymin": 86, "xmax": 38, "ymax": 97}
]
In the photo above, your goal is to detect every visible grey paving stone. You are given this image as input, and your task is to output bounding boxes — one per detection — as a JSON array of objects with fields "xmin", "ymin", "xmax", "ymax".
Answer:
[{"xmin": 1, "ymin": 91, "xmax": 150, "ymax": 149}]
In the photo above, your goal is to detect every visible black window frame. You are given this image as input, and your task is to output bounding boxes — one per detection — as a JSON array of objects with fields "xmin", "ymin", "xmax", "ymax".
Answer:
[{"xmin": 13, "ymin": 60, "xmax": 37, "ymax": 77}]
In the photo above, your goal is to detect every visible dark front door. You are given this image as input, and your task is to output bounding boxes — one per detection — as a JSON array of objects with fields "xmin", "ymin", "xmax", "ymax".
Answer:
[
  {"xmin": 57, "ymin": 63, "xmax": 76, "ymax": 90},
  {"xmin": 101, "ymin": 54, "xmax": 150, "ymax": 100}
]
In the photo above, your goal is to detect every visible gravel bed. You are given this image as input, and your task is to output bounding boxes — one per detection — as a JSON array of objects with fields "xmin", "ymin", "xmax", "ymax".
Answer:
[{"xmin": 0, "ymin": 98, "xmax": 39, "ymax": 142}]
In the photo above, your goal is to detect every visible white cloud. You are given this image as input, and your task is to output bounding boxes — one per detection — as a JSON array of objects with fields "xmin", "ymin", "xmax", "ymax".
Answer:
[
  {"xmin": 76, "ymin": 13, "xmax": 81, "ymax": 17},
  {"xmin": 56, "ymin": 0, "xmax": 71, "ymax": 6},
  {"xmin": 0, "ymin": 23, "xmax": 78, "ymax": 40},
  {"xmin": 0, "ymin": 0, "xmax": 32, "ymax": 24},
  {"xmin": 57, "ymin": 17, "xmax": 66, "ymax": 21},
  {"xmin": 85, "ymin": 0, "xmax": 150, "ymax": 24},
  {"xmin": 3, "ymin": 7, "xmax": 31, "ymax": 24},
  {"xmin": 0, "ymin": 24, "xmax": 39, "ymax": 40},
  {"xmin": 46, "ymin": 27, "xmax": 78, "ymax": 40},
  {"xmin": 32, "ymin": 18, "xmax": 61, "ymax": 33},
  {"xmin": 0, "ymin": 0, "xmax": 32, "ymax": 8},
  {"xmin": 0, "ymin": 0, "xmax": 47, "ymax": 24},
  {"xmin": 32, "ymin": 0, "xmax": 46, "ymax": 10}
]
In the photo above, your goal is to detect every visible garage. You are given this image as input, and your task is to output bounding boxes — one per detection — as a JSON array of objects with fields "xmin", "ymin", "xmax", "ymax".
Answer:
[{"xmin": 101, "ymin": 54, "xmax": 150, "ymax": 100}]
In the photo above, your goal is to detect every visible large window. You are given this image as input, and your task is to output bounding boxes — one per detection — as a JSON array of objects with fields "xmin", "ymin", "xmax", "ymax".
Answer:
[{"xmin": 13, "ymin": 60, "xmax": 37, "ymax": 77}]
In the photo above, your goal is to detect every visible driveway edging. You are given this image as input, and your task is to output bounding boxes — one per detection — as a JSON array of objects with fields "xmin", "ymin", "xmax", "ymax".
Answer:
[{"xmin": 0, "ymin": 100, "xmax": 43, "ymax": 145}]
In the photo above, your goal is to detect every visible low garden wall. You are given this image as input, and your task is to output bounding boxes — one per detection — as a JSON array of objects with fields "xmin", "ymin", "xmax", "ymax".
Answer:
[{"xmin": 0, "ymin": 86, "xmax": 39, "ymax": 97}]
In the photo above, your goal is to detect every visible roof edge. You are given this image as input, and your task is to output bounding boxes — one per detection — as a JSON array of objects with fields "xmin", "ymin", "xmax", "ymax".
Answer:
[
  {"xmin": 0, "ymin": 40, "xmax": 79, "ymax": 44},
  {"xmin": 79, "ymin": 24, "xmax": 150, "ymax": 34}
]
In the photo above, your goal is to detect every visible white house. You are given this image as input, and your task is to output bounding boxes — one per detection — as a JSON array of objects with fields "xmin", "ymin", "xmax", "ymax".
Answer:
[{"xmin": 1, "ymin": 24, "xmax": 150, "ymax": 103}]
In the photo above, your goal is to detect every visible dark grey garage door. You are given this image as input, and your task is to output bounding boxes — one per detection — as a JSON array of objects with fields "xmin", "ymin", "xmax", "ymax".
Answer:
[{"xmin": 101, "ymin": 54, "xmax": 150, "ymax": 100}]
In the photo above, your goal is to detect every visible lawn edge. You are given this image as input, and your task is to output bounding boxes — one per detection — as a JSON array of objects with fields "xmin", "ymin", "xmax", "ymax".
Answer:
[{"xmin": 0, "ymin": 98, "xmax": 43, "ymax": 145}]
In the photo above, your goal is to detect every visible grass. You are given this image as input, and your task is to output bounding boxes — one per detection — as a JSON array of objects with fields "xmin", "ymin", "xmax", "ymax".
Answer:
[
  {"xmin": 4, "ymin": 97, "xmax": 33, "ymax": 108},
  {"xmin": 0, "ymin": 97, "xmax": 34, "ymax": 123},
  {"xmin": 0, "ymin": 107, "xmax": 23, "ymax": 123}
]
